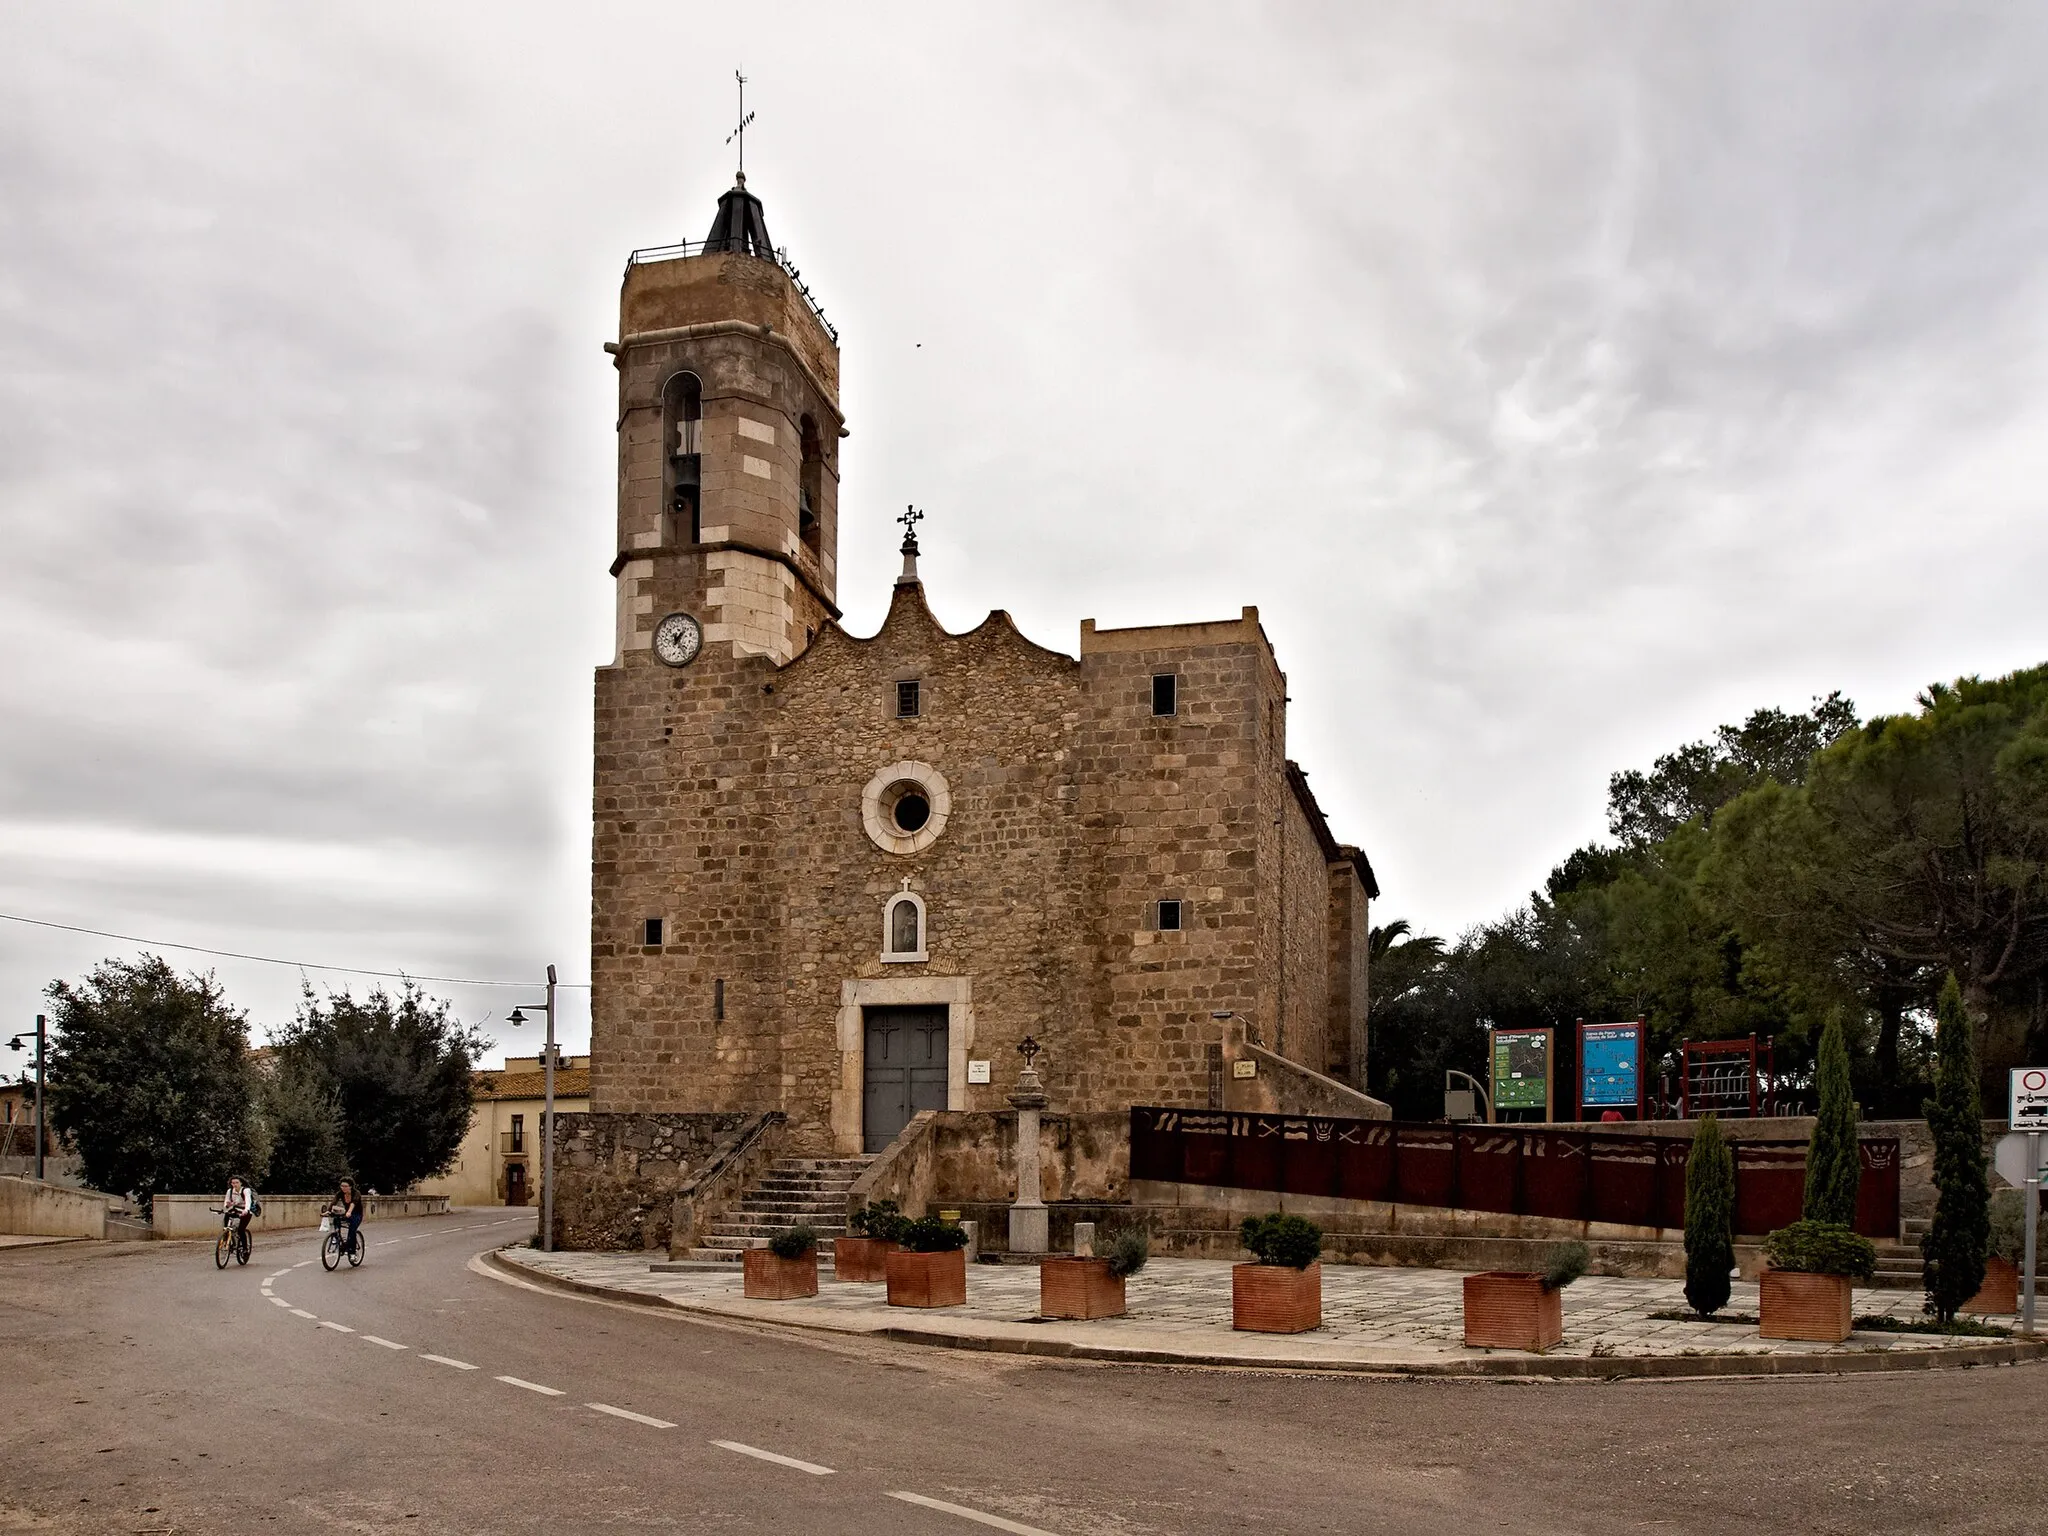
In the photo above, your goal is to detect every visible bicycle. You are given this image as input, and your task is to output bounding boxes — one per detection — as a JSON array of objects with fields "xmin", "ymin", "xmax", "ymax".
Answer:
[
  {"xmin": 214, "ymin": 1209, "xmax": 252, "ymax": 1269},
  {"xmin": 320, "ymin": 1214, "xmax": 364, "ymax": 1271}
]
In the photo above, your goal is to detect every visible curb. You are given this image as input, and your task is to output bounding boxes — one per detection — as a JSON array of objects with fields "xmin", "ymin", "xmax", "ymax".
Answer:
[{"xmin": 483, "ymin": 1250, "xmax": 2048, "ymax": 1380}]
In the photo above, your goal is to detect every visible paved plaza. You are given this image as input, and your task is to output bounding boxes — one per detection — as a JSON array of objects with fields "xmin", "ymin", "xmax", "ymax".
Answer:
[{"xmin": 496, "ymin": 1248, "xmax": 2025, "ymax": 1374}]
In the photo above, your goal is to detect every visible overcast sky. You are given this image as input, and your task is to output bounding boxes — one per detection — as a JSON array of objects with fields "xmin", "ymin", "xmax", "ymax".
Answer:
[{"xmin": 3, "ymin": 4, "xmax": 2045, "ymax": 1065}]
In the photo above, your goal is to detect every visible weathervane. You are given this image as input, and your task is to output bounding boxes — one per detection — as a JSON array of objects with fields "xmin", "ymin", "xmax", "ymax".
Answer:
[{"xmin": 726, "ymin": 70, "xmax": 755, "ymax": 180}]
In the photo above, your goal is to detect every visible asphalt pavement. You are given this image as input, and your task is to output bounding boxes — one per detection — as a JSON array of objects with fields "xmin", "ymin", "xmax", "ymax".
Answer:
[{"xmin": 1, "ymin": 1210, "xmax": 2041, "ymax": 1535}]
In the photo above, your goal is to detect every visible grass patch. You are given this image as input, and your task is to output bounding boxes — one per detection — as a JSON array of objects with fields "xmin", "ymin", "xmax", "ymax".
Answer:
[
  {"xmin": 1851, "ymin": 1314, "xmax": 2009, "ymax": 1338},
  {"xmin": 1649, "ymin": 1310, "xmax": 1759, "ymax": 1325}
]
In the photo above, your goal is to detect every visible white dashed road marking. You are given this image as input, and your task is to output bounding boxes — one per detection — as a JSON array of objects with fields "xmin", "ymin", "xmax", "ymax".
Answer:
[
  {"xmin": 886, "ymin": 1493, "xmax": 1061, "ymax": 1535},
  {"xmin": 421, "ymin": 1355, "xmax": 477, "ymax": 1371},
  {"xmin": 495, "ymin": 1376, "xmax": 564, "ymax": 1397},
  {"xmin": 267, "ymin": 1297, "xmax": 292, "ymax": 1309},
  {"xmin": 362, "ymin": 1336, "xmax": 408, "ymax": 1351},
  {"xmin": 587, "ymin": 1403, "xmax": 676, "ymax": 1429},
  {"xmin": 712, "ymin": 1441, "xmax": 834, "ymax": 1476},
  {"xmin": 288, "ymin": 1309, "xmax": 316, "ymax": 1319},
  {"xmin": 318, "ymin": 1321, "xmax": 355, "ymax": 1333}
]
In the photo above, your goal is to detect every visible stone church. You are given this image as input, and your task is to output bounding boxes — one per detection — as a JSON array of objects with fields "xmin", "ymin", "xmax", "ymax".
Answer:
[{"xmin": 590, "ymin": 177, "xmax": 1382, "ymax": 1160}]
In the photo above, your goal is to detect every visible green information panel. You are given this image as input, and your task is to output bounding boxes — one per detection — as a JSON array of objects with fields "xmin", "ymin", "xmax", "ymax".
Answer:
[{"xmin": 1492, "ymin": 1029, "xmax": 1551, "ymax": 1114}]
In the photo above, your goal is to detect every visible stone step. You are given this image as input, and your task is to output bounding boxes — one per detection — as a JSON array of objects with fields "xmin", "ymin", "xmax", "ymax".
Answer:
[
  {"xmin": 732, "ymin": 1197, "xmax": 849, "ymax": 1214},
  {"xmin": 709, "ymin": 1221, "xmax": 850, "ymax": 1240},
  {"xmin": 697, "ymin": 1234, "xmax": 841, "ymax": 1255}
]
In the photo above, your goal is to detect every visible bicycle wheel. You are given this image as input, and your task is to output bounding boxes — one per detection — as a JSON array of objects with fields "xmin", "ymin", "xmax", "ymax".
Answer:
[
  {"xmin": 215, "ymin": 1230, "xmax": 232, "ymax": 1270},
  {"xmin": 347, "ymin": 1231, "xmax": 363, "ymax": 1267},
  {"xmin": 321, "ymin": 1231, "xmax": 342, "ymax": 1271},
  {"xmin": 235, "ymin": 1228, "xmax": 251, "ymax": 1266}
]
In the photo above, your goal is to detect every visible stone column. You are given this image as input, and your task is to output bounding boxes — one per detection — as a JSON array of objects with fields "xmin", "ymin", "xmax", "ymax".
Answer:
[{"xmin": 1008, "ymin": 1037, "xmax": 1049, "ymax": 1255}]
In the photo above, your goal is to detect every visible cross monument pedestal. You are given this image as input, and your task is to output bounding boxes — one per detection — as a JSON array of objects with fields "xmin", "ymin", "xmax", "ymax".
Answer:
[{"xmin": 1008, "ymin": 1036, "xmax": 1050, "ymax": 1255}]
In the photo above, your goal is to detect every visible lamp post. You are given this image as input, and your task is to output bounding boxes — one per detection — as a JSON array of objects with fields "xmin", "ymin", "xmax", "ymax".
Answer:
[
  {"xmin": 7, "ymin": 1016, "xmax": 46, "ymax": 1182},
  {"xmin": 506, "ymin": 966, "xmax": 559, "ymax": 1253}
]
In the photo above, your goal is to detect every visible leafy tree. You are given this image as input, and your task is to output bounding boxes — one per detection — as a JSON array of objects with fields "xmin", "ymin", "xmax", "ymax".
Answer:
[
  {"xmin": 1607, "ymin": 693, "xmax": 1858, "ymax": 848},
  {"xmin": 1922, "ymin": 975, "xmax": 1990, "ymax": 1322},
  {"xmin": 42, "ymin": 955, "xmax": 258, "ymax": 1211},
  {"xmin": 1710, "ymin": 666, "xmax": 2048, "ymax": 1100},
  {"xmin": 274, "ymin": 982, "xmax": 484, "ymax": 1193},
  {"xmin": 255, "ymin": 1050, "xmax": 350, "ymax": 1194},
  {"xmin": 1683, "ymin": 1115, "xmax": 1735, "ymax": 1318},
  {"xmin": 1802, "ymin": 1012, "xmax": 1860, "ymax": 1227}
]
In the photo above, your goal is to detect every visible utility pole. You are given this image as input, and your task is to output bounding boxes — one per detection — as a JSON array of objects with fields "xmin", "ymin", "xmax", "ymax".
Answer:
[
  {"xmin": 8, "ymin": 1017, "xmax": 45, "ymax": 1181},
  {"xmin": 508, "ymin": 967, "xmax": 560, "ymax": 1253}
]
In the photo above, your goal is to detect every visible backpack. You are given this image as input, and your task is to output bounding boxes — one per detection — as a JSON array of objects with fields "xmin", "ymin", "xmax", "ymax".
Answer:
[{"xmin": 249, "ymin": 1194, "xmax": 263, "ymax": 1217}]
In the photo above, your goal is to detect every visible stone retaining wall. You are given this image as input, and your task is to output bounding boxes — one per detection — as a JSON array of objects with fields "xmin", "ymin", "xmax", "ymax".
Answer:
[
  {"xmin": 547, "ymin": 1111, "xmax": 753, "ymax": 1250},
  {"xmin": 0, "ymin": 1176, "xmax": 113, "ymax": 1239},
  {"xmin": 152, "ymin": 1192, "xmax": 449, "ymax": 1240}
]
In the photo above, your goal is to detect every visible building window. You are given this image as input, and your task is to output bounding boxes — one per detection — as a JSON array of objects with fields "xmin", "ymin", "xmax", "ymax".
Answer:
[
  {"xmin": 715, "ymin": 978, "xmax": 725, "ymax": 1022},
  {"xmin": 882, "ymin": 892, "xmax": 929, "ymax": 962},
  {"xmin": 510, "ymin": 1114, "xmax": 525, "ymax": 1153},
  {"xmin": 860, "ymin": 760, "xmax": 953, "ymax": 856},
  {"xmin": 799, "ymin": 414, "xmax": 824, "ymax": 557},
  {"xmin": 1156, "ymin": 899, "xmax": 1184, "ymax": 932},
  {"xmin": 896, "ymin": 679, "xmax": 921, "ymax": 718},
  {"xmin": 642, "ymin": 917, "xmax": 664, "ymax": 947},
  {"xmin": 1152, "ymin": 674, "xmax": 1177, "ymax": 717},
  {"xmin": 665, "ymin": 371, "xmax": 703, "ymax": 545}
]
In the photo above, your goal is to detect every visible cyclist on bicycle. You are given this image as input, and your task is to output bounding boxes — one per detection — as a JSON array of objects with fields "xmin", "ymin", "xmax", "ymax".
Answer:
[
  {"xmin": 221, "ymin": 1175, "xmax": 255, "ymax": 1237},
  {"xmin": 328, "ymin": 1178, "xmax": 363, "ymax": 1256}
]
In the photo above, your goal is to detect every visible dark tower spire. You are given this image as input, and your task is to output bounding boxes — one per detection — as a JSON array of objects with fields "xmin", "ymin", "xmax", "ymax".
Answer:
[{"xmin": 703, "ymin": 175, "xmax": 775, "ymax": 257}]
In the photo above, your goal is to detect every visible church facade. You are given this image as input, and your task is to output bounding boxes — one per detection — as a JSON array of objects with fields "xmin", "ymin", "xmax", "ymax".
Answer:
[{"xmin": 590, "ymin": 179, "xmax": 1379, "ymax": 1157}]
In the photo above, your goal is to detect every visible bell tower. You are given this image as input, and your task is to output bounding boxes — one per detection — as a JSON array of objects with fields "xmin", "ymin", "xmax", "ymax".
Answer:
[{"xmin": 605, "ymin": 175, "xmax": 842, "ymax": 666}]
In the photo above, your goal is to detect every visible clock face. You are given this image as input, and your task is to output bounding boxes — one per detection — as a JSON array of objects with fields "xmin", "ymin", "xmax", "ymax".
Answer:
[{"xmin": 653, "ymin": 611, "xmax": 703, "ymax": 668}]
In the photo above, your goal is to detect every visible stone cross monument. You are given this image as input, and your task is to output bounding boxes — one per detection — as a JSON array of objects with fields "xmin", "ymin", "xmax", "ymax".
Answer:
[{"xmin": 1008, "ymin": 1036, "xmax": 1050, "ymax": 1254}]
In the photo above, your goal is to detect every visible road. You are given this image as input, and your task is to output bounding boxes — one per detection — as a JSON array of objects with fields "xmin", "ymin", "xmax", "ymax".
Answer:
[{"xmin": 0, "ymin": 1211, "xmax": 2038, "ymax": 1535}]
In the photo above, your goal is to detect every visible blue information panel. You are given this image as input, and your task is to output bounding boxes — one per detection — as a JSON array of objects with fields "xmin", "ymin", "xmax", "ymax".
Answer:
[{"xmin": 1580, "ymin": 1021, "xmax": 1643, "ymax": 1110}]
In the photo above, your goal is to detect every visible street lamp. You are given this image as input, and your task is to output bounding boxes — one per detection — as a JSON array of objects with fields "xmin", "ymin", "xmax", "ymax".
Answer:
[
  {"xmin": 506, "ymin": 965, "xmax": 560, "ymax": 1253},
  {"xmin": 7, "ymin": 1015, "xmax": 47, "ymax": 1182}
]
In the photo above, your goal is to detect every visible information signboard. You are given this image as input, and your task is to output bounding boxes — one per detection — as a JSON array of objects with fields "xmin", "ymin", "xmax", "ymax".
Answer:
[
  {"xmin": 1579, "ymin": 1019, "xmax": 1646, "ymax": 1117},
  {"xmin": 2012, "ymin": 1068, "xmax": 2048, "ymax": 1131},
  {"xmin": 1490, "ymin": 1028, "xmax": 1553, "ymax": 1120}
]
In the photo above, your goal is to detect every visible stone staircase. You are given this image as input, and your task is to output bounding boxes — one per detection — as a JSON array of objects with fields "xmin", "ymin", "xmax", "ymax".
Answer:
[
  {"xmin": 682, "ymin": 1156, "xmax": 872, "ymax": 1263},
  {"xmin": 1868, "ymin": 1218, "xmax": 1930, "ymax": 1290}
]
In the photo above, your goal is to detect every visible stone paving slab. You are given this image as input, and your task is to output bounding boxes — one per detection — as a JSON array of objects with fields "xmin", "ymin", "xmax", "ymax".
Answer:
[{"xmin": 491, "ymin": 1248, "xmax": 2042, "ymax": 1378}]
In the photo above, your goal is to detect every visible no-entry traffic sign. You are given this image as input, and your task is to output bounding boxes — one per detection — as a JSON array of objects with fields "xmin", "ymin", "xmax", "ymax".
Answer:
[{"xmin": 2012, "ymin": 1068, "xmax": 2048, "ymax": 1130}]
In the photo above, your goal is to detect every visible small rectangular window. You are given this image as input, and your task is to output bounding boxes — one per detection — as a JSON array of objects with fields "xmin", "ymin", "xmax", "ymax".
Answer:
[
  {"xmin": 510, "ymin": 1114, "xmax": 525, "ymax": 1152},
  {"xmin": 1157, "ymin": 899, "xmax": 1183, "ymax": 932},
  {"xmin": 897, "ymin": 679, "xmax": 921, "ymax": 718},
  {"xmin": 1152, "ymin": 674, "xmax": 1177, "ymax": 716},
  {"xmin": 642, "ymin": 917, "xmax": 664, "ymax": 947},
  {"xmin": 714, "ymin": 978, "xmax": 726, "ymax": 1022}
]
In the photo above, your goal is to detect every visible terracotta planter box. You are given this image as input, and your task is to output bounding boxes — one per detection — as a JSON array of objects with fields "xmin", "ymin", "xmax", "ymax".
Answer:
[
  {"xmin": 1758, "ymin": 1269, "xmax": 1853, "ymax": 1342},
  {"xmin": 742, "ymin": 1247, "xmax": 819, "ymax": 1301},
  {"xmin": 886, "ymin": 1248, "xmax": 967, "ymax": 1309},
  {"xmin": 833, "ymin": 1236, "xmax": 897, "ymax": 1283},
  {"xmin": 1963, "ymin": 1257, "xmax": 2020, "ymax": 1316},
  {"xmin": 1232, "ymin": 1261, "xmax": 1321, "ymax": 1333},
  {"xmin": 1462, "ymin": 1272, "xmax": 1564, "ymax": 1352},
  {"xmin": 1040, "ymin": 1256, "xmax": 1127, "ymax": 1320}
]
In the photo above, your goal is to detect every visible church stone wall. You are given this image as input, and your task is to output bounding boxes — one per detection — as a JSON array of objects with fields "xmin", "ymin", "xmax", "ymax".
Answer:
[{"xmin": 1279, "ymin": 784, "xmax": 1333, "ymax": 1075}]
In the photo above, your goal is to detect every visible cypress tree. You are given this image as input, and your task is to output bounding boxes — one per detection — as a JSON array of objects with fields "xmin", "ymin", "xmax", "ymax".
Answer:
[
  {"xmin": 1922, "ymin": 974, "xmax": 1990, "ymax": 1322},
  {"xmin": 1803, "ymin": 1011, "xmax": 1860, "ymax": 1227},
  {"xmin": 1684, "ymin": 1113, "xmax": 1736, "ymax": 1318}
]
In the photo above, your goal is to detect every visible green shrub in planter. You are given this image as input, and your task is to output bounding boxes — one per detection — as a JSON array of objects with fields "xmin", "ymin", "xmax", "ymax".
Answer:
[
  {"xmin": 899, "ymin": 1215, "xmax": 969, "ymax": 1253},
  {"xmin": 1540, "ymin": 1240, "xmax": 1589, "ymax": 1294},
  {"xmin": 1102, "ymin": 1225, "xmax": 1150, "ymax": 1280},
  {"xmin": 850, "ymin": 1199, "xmax": 908, "ymax": 1243},
  {"xmin": 1922, "ymin": 974, "xmax": 1990, "ymax": 1322},
  {"xmin": 1239, "ymin": 1212, "xmax": 1322, "ymax": 1269},
  {"xmin": 1762, "ymin": 1219, "xmax": 1877, "ymax": 1281},
  {"xmin": 767, "ymin": 1224, "xmax": 818, "ymax": 1260},
  {"xmin": 1987, "ymin": 1189, "xmax": 2046, "ymax": 1265},
  {"xmin": 1803, "ymin": 1011, "xmax": 1860, "ymax": 1227}
]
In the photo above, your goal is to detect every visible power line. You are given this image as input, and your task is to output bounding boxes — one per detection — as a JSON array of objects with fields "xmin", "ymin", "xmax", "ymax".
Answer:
[{"xmin": 0, "ymin": 911, "xmax": 591, "ymax": 990}]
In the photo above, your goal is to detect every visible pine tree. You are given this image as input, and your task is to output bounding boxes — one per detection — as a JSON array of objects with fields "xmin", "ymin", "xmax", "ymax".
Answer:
[
  {"xmin": 1684, "ymin": 1114, "xmax": 1736, "ymax": 1318},
  {"xmin": 1922, "ymin": 974, "xmax": 1990, "ymax": 1322},
  {"xmin": 1803, "ymin": 1011, "xmax": 1860, "ymax": 1227}
]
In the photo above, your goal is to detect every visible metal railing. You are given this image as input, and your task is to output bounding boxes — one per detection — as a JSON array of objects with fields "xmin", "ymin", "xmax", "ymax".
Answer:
[
  {"xmin": 624, "ymin": 238, "xmax": 837, "ymax": 343},
  {"xmin": 499, "ymin": 1132, "xmax": 526, "ymax": 1155}
]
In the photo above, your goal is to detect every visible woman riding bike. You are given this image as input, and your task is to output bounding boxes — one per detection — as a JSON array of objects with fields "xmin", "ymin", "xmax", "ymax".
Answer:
[
  {"xmin": 324, "ymin": 1179, "xmax": 363, "ymax": 1265},
  {"xmin": 215, "ymin": 1175, "xmax": 256, "ymax": 1267}
]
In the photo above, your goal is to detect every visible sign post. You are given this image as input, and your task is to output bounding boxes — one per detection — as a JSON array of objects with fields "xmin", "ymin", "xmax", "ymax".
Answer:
[
  {"xmin": 2007, "ymin": 1070, "xmax": 2048, "ymax": 1333},
  {"xmin": 1489, "ymin": 1028, "xmax": 1554, "ymax": 1124},
  {"xmin": 1577, "ymin": 1017, "xmax": 1647, "ymax": 1121}
]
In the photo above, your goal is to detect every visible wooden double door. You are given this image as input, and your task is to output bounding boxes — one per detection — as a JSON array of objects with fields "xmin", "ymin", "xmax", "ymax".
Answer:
[{"xmin": 863, "ymin": 1006, "xmax": 949, "ymax": 1153}]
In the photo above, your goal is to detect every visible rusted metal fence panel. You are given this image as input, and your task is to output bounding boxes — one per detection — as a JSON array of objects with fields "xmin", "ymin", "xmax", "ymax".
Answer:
[{"xmin": 1129, "ymin": 1107, "xmax": 1898, "ymax": 1238}]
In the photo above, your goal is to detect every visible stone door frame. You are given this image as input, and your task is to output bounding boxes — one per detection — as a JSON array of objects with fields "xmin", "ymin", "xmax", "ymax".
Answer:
[{"xmin": 834, "ymin": 976, "xmax": 974, "ymax": 1156}]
